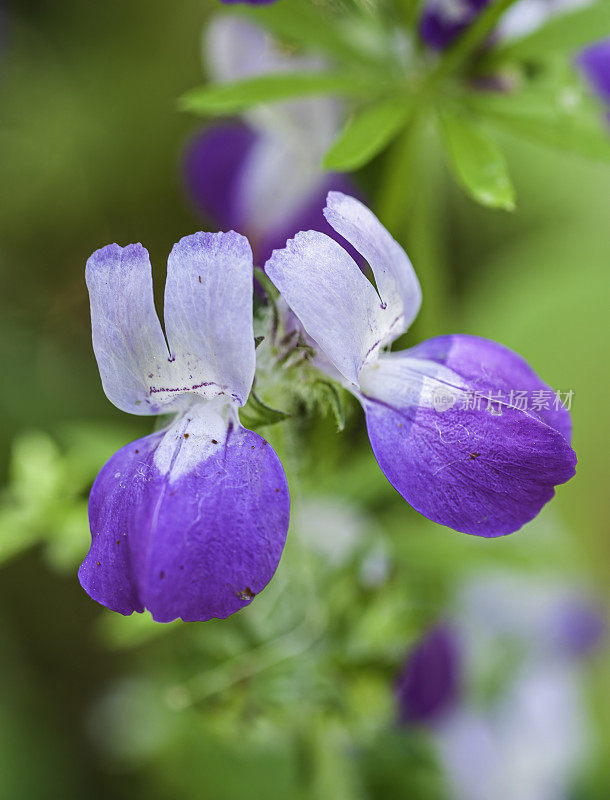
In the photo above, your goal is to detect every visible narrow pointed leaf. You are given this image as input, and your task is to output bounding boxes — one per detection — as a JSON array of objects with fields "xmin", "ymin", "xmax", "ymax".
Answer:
[
  {"xmin": 490, "ymin": 3, "xmax": 610, "ymax": 63},
  {"xmin": 179, "ymin": 72, "xmax": 382, "ymax": 117},
  {"xmin": 323, "ymin": 99, "xmax": 411, "ymax": 171},
  {"xmin": 469, "ymin": 83, "xmax": 610, "ymax": 164},
  {"xmin": 440, "ymin": 113, "xmax": 516, "ymax": 210},
  {"xmin": 235, "ymin": 0, "xmax": 367, "ymax": 65}
]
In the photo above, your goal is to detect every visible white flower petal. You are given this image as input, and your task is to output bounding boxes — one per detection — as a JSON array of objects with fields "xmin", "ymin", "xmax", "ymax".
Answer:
[
  {"xmin": 266, "ymin": 230, "xmax": 392, "ymax": 385},
  {"xmin": 86, "ymin": 243, "xmax": 173, "ymax": 415},
  {"xmin": 164, "ymin": 231, "xmax": 255, "ymax": 406},
  {"xmin": 324, "ymin": 192, "xmax": 422, "ymax": 335}
]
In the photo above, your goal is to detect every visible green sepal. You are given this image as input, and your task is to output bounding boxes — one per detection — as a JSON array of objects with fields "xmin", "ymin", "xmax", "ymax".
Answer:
[{"xmin": 240, "ymin": 390, "xmax": 291, "ymax": 431}]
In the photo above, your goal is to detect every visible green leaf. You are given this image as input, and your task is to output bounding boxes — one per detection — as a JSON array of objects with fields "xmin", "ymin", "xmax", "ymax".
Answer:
[
  {"xmin": 234, "ymin": 0, "xmax": 367, "ymax": 65},
  {"xmin": 469, "ymin": 82, "xmax": 610, "ymax": 164},
  {"xmin": 490, "ymin": 2, "xmax": 610, "ymax": 62},
  {"xmin": 240, "ymin": 390, "xmax": 290, "ymax": 431},
  {"xmin": 179, "ymin": 72, "xmax": 381, "ymax": 117},
  {"xmin": 440, "ymin": 112, "xmax": 516, "ymax": 210},
  {"xmin": 323, "ymin": 98, "xmax": 411, "ymax": 171}
]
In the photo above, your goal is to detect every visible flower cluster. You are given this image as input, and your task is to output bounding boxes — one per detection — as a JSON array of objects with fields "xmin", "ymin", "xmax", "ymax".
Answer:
[
  {"xmin": 420, "ymin": 0, "xmax": 610, "ymax": 107},
  {"xmin": 396, "ymin": 573, "xmax": 604, "ymax": 799},
  {"xmin": 80, "ymin": 192, "xmax": 576, "ymax": 622}
]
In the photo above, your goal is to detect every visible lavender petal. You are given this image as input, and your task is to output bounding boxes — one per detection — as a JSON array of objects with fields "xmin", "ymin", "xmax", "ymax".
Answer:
[{"xmin": 79, "ymin": 420, "xmax": 290, "ymax": 622}]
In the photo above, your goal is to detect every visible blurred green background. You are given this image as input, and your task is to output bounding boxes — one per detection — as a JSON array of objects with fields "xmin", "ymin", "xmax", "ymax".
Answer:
[{"xmin": 0, "ymin": 1, "xmax": 608, "ymax": 798}]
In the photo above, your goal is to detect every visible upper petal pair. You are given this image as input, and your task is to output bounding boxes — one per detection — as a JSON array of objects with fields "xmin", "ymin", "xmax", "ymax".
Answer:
[
  {"xmin": 266, "ymin": 192, "xmax": 421, "ymax": 385},
  {"xmin": 86, "ymin": 232, "xmax": 255, "ymax": 413}
]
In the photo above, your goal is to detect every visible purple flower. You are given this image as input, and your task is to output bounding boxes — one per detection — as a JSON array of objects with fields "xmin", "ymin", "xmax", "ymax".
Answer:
[
  {"xmin": 578, "ymin": 38, "xmax": 610, "ymax": 108},
  {"xmin": 419, "ymin": 0, "xmax": 595, "ymax": 51},
  {"xmin": 183, "ymin": 17, "xmax": 359, "ymax": 265},
  {"xmin": 400, "ymin": 575, "xmax": 603, "ymax": 799},
  {"xmin": 551, "ymin": 593, "xmax": 605, "ymax": 655},
  {"xmin": 265, "ymin": 193, "xmax": 576, "ymax": 536},
  {"xmin": 396, "ymin": 625, "xmax": 461, "ymax": 724},
  {"xmin": 420, "ymin": 0, "xmax": 492, "ymax": 51},
  {"xmin": 435, "ymin": 663, "xmax": 590, "ymax": 800},
  {"xmin": 79, "ymin": 232, "xmax": 290, "ymax": 622},
  {"xmin": 456, "ymin": 573, "xmax": 604, "ymax": 657}
]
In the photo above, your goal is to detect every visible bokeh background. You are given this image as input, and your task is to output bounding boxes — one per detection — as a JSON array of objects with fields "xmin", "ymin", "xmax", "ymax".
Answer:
[{"xmin": 0, "ymin": 1, "xmax": 608, "ymax": 798}]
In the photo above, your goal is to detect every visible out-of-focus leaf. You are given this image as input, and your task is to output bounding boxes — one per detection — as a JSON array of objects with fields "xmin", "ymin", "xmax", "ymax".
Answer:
[
  {"xmin": 240, "ymin": 390, "xmax": 290, "ymax": 430},
  {"xmin": 439, "ymin": 112, "xmax": 516, "ymax": 210},
  {"xmin": 323, "ymin": 99, "xmax": 411, "ymax": 171},
  {"xmin": 97, "ymin": 609, "xmax": 180, "ymax": 650},
  {"xmin": 469, "ymin": 82, "xmax": 610, "ymax": 163},
  {"xmin": 308, "ymin": 722, "xmax": 365, "ymax": 800},
  {"xmin": 490, "ymin": 2, "xmax": 610, "ymax": 62},
  {"xmin": 234, "ymin": 0, "xmax": 367, "ymax": 65},
  {"xmin": 179, "ymin": 72, "xmax": 382, "ymax": 117}
]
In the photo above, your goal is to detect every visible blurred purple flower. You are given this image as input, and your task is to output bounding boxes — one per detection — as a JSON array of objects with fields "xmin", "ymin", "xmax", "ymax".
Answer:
[
  {"xmin": 399, "ymin": 574, "xmax": 604, "ymax": 799},
  {"xmin": 266, "ymin": 192, "xmax": 576, "ymax": 536},
  {"xmin": 577, "ymin": 38, "xmax": 610, "ymax": 109},
  {"xmin": 183, "ymin": 17, "xmax": 358, "ymax": 265},
  {"xmin": 419, "ymin": 0, "xmax": 594, "ymax": 50},
  {"xmin": 396, "ymin": 625, "xmax": 461, "ymax": 724},
  {"xmin": 551, "ymin": 593, "xmax": 605, "ymax": 655},
  {"xmin": 79, "ymin": 233, "xmax": 289, "ymax": 622},
  {"xmin": 419, "ymin": 0, "xmax": 492, "ymax": 51}
]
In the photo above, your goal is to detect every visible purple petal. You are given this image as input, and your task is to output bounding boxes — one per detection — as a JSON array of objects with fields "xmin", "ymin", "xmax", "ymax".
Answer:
[
  {"xmin": 405, "ymin": 334, "xmax": 572, "ymax": 441},
  {"xmin": 396, "ymin": 625, "xmax": 461, "ymax": 725},
  {"xmin": 419, "ymin": 0, "xmax": 491, "ymax": 51},
  {"xmin": 577, "ymin": 39, "xmax": 610, "ymax": 105},
  {"xmin": 79, "ymin": 419, "xmax": 290, "ymax": 622},
  {"xmin": 183, "ymin": 124, "xmax": 257, "ymax": 233},
  {"xmin": 360, "ymin": 338, "xmax": 576, "ymax": 536}
]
